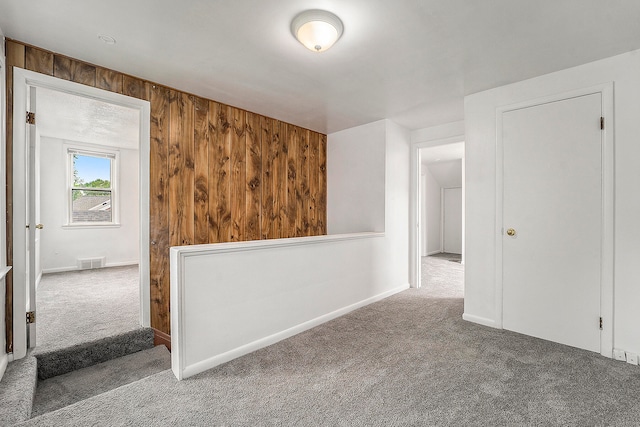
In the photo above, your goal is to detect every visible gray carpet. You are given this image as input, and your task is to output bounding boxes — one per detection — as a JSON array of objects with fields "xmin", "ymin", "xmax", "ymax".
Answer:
[
  {"xmin": 19, "ymin": 260, "xmax": 640, "ymax": 426},
  {"xmin": 32, "ymin": 345, "xmax": 171, "ymax": 417},
  {"xmin": 0, "ymin": 356, "xmax": 37, "ymax": 426},
  {"xmin": 35, "ymin": 265, "xmax": 140, "ymax": 354}
]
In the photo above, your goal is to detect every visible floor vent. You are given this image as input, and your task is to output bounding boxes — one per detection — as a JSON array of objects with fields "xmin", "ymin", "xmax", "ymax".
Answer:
[{"xmin": 77, "ymin": 257, "xmax": 106, "ymax": 270}]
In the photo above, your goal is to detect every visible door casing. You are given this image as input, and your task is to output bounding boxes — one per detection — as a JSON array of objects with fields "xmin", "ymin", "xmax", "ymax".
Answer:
[
  {"xmin": 495, "ymin": 83, "xmax": 614, "ymax": 358},
  {"xmin": 11, "ymin": 68, "xmax": 151, "ymax": 359}
]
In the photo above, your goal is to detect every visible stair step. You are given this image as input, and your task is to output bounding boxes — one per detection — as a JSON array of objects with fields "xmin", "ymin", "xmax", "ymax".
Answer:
[
  {"xmin": 34, "ymin": 327, "xmax": 155, "ymax": 380},
  {"xmin": 31, "ymin": 345, "xmax": 171, "ymax": 417},
  {"xmin": 0, "ymin": 355, "xmax": 38, "ymax": 425}
]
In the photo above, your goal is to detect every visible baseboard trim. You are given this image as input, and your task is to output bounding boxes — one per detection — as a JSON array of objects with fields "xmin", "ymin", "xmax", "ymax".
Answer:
[
  {"xmin": 42, "ymin": 261, "xmax": 139, "ymax": 274},
  {"xmin": 153, "ymin": 329, "xmax": 171, "ymax": 352},
  {"xmin": 0, "ymin": 353, "xmax": 8, "ymax": 383},
  {"xmin": 179, "ymin": 283, "xmax": 410, "ymax": 379},
  {"xmin": 462, "ymin": 313, "xmax": 498, "ymax": 329},
  {"xmin": 427, "ymin": 250, "xmax": 442, "ymax": 256}
]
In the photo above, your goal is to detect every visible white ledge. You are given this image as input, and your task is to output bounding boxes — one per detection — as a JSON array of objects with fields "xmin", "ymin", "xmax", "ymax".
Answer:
[
  {"xmin": 0, "ymin": 266, "xmax": 12, "ymax": 281},
  {"xmin": 170, "ymin": 232, "xmax": 384, "ymax": 256}
]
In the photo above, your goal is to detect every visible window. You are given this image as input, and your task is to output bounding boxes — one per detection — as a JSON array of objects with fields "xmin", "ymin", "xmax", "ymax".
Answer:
[{"xmin": 68, "ymin": 148, "xmax": 118, "ymax": 225}]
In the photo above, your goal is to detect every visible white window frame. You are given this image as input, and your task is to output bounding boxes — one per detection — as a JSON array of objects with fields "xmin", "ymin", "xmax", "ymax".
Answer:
[{"xmin": 65, "ymin": 145, "xmax": 120, "ymax": 227}]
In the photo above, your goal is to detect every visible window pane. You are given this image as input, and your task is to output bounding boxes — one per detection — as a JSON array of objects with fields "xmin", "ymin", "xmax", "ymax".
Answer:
[
  {"xmin": 73, "ymin": 154, "xmax": 111, "ymax": 188},
  {"xmin": 72, "ymin": 189, "xmax": 112, "ymax": 222}
]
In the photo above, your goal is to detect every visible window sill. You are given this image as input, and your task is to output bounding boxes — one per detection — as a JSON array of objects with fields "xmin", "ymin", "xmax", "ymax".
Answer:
[{"xmin": 62, "ymin": 223, "xmax": 121, "ymax": 230}]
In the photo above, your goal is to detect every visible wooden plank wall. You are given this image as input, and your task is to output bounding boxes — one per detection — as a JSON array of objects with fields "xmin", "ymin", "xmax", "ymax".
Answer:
[{"xmin": 4, "ymin": 40, "xmax": 327, "ymax": 349}]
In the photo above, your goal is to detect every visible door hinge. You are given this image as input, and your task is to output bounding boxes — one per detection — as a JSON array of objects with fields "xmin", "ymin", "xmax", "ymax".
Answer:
[
  {"xmin": 600, "ymin": 117, "xmax": 604, "ymax": 130},
  {"xmin": 599, "ymin": 316, "xmax": 603, "ymax": 330},
  {"xmin": 26, "ymin": 311, "xmax": 36, "ymax": 324},
  {"xmin": 26, "ymin": 111, "xmax": 36, "ymax": 125}
]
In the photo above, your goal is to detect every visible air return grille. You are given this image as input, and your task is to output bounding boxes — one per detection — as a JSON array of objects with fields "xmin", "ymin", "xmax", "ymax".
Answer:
[{"xmin": 77, "ymin": 257, "xmax": 106, "ymax": 270}]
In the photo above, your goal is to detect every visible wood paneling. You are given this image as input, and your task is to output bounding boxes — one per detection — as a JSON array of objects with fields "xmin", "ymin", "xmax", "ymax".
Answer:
[
  {"xmin": 149, "ymin": 84, "xmax": 171, "ymax": 334},
  {"xmin": 169, "ymin": 91, "xmax": 195, "ymax": 247},
  {"xmin": 230, "ymin": 108, "xmax": 246, "ymax": 241},
  {"xmin": 4, "ymin": 40, "xmax": 326, "ymax": 341},
  {"xmin": 208, "ymin": 102, "xmax": 232, "ymax": 243},
  {"xmin": 193, "ymin": 97, "xmax": 210, "ymax": 245},
  {"xmin": 245, "ymin": 113, "xmax": 262, "ymax": 241},
  {"xmin": 53, "ymin": 56, "xmax": 96, "ymax": 86},
  {"xmin": 25, "ymin": 46, "xmax": 53, "ymax": 75}
]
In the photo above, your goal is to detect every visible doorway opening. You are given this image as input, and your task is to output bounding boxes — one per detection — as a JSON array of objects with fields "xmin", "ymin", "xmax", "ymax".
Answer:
[
  {"xmin": 413, "ymin": 140, "xmax": 465, "ymax": 296},
  {"xmin": 11, "ymin": 68, "xmax": 151, "ymax": 359}
]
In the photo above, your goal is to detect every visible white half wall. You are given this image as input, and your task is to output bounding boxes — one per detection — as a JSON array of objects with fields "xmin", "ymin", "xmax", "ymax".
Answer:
[
  {"xmin": 464, "ymin": 49, "xmax": 640, "ymax": 354},
  {"xmin": 39, "ymin": 137, "xmax": 139, "ymax": 272}
]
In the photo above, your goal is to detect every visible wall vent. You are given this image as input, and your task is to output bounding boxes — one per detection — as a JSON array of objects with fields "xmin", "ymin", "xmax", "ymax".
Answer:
[{"xmin": 77, "ymin": 257, "xmax": 106, "ymax": 270}]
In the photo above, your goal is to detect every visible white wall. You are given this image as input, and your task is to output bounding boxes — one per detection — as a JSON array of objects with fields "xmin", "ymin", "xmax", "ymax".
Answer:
[
  {"xmin": 423, "ymin": 166, "xmax": 441, "ymax": 255},
  {"xmin": 39, "ymin": 137, "xmax": 139, "ymax": 272},
  {"xmin": 327, "ymin": 120, "xmax": 386, "ymax": 234},
  {"xmin": 464, "ymin": 49, "xmax": 640, "ymax": 355},
  {"xmin": 443, "ymin": 187, "xmax": 462, "ymax": 254}
]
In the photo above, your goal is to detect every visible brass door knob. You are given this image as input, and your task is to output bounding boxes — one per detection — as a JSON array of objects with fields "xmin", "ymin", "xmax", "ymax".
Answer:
[
  {"xmin": 35, "ymin": 224, "xmax": 44, "ymax": 230},
  {"xmin": 506, "ymin": 228, "xmax": 516, "ymax": 236}
]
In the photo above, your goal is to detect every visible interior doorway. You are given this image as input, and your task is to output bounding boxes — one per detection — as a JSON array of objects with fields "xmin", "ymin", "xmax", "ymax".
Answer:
[
  {"xmin": 11, "ymin": 68, "xmax": 151, "ymax": 359},
  {"xmin": 415, "ymin": 141, "xmax": 465, "ymax": 291}
]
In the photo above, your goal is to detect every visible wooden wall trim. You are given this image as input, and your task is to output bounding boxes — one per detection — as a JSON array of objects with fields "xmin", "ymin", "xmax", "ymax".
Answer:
[{"xmin": 4, "ymin": 39, "xmax": 327, "ymax": 350}]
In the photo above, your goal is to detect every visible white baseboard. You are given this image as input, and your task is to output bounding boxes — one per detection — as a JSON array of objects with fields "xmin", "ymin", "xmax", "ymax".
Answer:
[
  {"xmin": 0, "ymin": 353, "xmax": 8, "ymax": 383},
  {"xmin": 427, "ymin": 250, "xmax": 442, "ymax": 256},
  {"xmin": 179, "ymin": 283, "xmax": 410, "ymax": 379},
  {"xmin": 462, "ymin": 313, "xmax": 498, "ymax": 329},
  {"xmin": 42, "ymin": 261, "xmax": 139, "ymax": 274}
]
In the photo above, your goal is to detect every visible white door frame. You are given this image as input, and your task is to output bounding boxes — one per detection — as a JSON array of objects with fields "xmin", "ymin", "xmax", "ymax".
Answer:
[
  {"xmin": 409, "ymin": 134, "xmax": 465, "ymax": 288},
  {"xmin": 12, "ymin": 68, "xmax": 151, "ymax": 359},
  {"xmin": 495, "ymin": 83, "xmax": 614, "ymax": 358}
]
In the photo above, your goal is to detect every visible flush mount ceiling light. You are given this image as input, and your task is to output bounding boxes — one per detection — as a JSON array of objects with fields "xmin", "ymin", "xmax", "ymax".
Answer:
[
  {"xmin": 291, "ymin": 9, "xmax": 343, "ymax": 52},
  {"xmin": 97, "ymin": 34, "xmax": 116, "ymax": 45}
]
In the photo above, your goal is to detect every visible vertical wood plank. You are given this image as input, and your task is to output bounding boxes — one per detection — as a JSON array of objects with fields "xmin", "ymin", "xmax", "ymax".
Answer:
[
  {"xmin": 318, "ymin": 134, "xmax": 328, "ymax": 235},
  {"xmin": 260, "ymin": 117, "xmax": 279, "ymax": 239},
  {"xmin": 286, "ymin": 125, "xmax": 298, "ymax": 237},
  {"xmin": 308, "ymin": 132, "xmax": 319, "ymax": 235},
  {"xmin": 277, "ymin": 123, "xmax": 288, "ymax": 238},
  {"xmin": 193, "ymin": 97, "xmax": 210, "ymax": 245},
  {"xmin": 208, "ymin": 102, "xmax": 232, "ymax": 243},
  {"xmin": 297, "ymin": 128, "xmax": 310, "ymax": 237},
  {"xmin": 149, "ymin": 84, "xmax": 171, "ymax": 334},
  {"xmin": 230, "ymin": 108, "xmax": 247, "ymax": 241},
  {"xmin": 168, "ymin": 91, "xmax": 195, "ymax": 246},
  {"xmin": 96, "ymin": 67, "xmax": 123, "ymax": 93},
  {"xmin": 25, "ymin": 46, "xmax": 53, "ymax": 75},
  {"xmin": 53, "ymin": 56, "xmax": 96, "ymax": 86},
  {"xmin": 5, "ymin": 40, "xmax": 25, "ymax": 353},
  {"xmin": 245, "ymin": 112, "xmax": 262, "ymax": 241},
  {"xmin": 123, "ymin": 75, "xmax": 150, "ymax": 101}
]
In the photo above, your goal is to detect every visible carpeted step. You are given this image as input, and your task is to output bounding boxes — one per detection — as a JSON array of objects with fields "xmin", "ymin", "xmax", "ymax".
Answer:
[
  {"xmin": 31, "ymin": 345, "xmax": 171, "ymax": 417},
  {"xmin": 0, "ymin": 355, "xmax": 38, "ymax": 426},
  {"xmin": 34, "ymin": 327, "xmax": 155, "ymax": 380}
]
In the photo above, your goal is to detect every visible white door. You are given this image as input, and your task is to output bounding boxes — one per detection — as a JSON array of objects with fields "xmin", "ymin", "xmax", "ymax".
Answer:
[
  {"xmin": 443, "ymin": 187, "xmax": 462, "ymax": 254},
  {"xmin": 26, "ymin": 86, "xmax": 38, "ymax": 348},
  {"xmin": 502, "ymin": 93, "xmax": 602, "ymax": 353}
]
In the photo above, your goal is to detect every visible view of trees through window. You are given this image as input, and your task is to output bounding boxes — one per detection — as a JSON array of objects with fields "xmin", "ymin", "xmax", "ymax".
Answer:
[{"xmin": 71, "ymin": 153, "xmax": 113, "ymax": 223}]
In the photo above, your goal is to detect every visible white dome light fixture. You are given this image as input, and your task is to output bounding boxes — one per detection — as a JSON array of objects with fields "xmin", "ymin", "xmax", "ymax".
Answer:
[{"xmin": 291, "ymin": 10, "xmax": 344, "ymax": 53}]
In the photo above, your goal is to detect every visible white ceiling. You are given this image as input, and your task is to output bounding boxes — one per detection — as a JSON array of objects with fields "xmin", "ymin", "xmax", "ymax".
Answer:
[
  {"xmin": 2, "ymin": 0, "xmax": 640, "ymax": 134},
  {"xmin": 424, "ymin": 160, "xmax": 462, "ymax": 189},
  {"xmin": 36, "ymin": 87, "xmax": 140, "ymax": 149},
  {"xmin": 420, "ymin": 142, "xmax": 464, "ymax": 165}
]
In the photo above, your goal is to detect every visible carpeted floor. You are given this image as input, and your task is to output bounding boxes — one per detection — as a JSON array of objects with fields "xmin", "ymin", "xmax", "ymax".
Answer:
[
  {"xmin": 20, "ymin": 257, "xmax": 640, "ymax": 426},
  {"xmin": 35, "ymin": 265, "xmax": 140, "ymax": 354}
]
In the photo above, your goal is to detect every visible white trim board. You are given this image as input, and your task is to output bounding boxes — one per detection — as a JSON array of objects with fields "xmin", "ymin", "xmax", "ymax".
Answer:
[
  {"xmin": 494, "ymin": 83, "xmax": 614, "ymax": 358},
  {"xmin": 11, "ymin": 68, "xmax": 151, "ymax": 359},
  {"xmin": 42, "ymin": 261, "xmax": 140, "ymax": 275}
]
